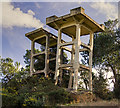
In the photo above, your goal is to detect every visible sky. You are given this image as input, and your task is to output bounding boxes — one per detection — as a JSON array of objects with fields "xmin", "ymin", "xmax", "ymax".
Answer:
[{"xmin": 0, "ymin": 1, "xmax": 119, "ymax": 89}]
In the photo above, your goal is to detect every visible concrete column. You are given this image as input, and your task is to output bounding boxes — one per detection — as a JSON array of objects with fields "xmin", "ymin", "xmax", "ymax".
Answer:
[
  {"xmin": 45, "ymin": 35, "xmax": 49, "ymax": 77},
  {"xmin": 55, "ymin": 28, "xmax": 62, "ymax": 85},
  {"xmin": 89, "ymin": 32, "xmax": 94, "ymax": 92},
  {"xmin": 68, "ymin": 36, "xmax": 75, "ymax": 89},
  {"xmin": 30, "ymin": 40, "xmax": 34, "ymax": 76},
  {"xmin": 73, "ymin": 24, "xmax": 81, "ymax": 90},
  {"xmin": 60, "ymin": 48, "xmax": 63, "ymax": 85}
]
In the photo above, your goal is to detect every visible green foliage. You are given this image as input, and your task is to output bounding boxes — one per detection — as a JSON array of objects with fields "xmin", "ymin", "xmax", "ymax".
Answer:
[
  {"xmin": 1, "ymin": 57, "xmax": 21, "ymax": 83},
  {"xmin": 92, "ymin": 19, "xmax": 120, "ymax": 99},
  {"xmin": 93, "ymin": 27, "xmax": 120, "ymax": 68},
  {"xmin": 114, "ymin": 74, "xmax": 120, "ymax": 99},
  {"xmin": 1, "ymin": 57, "xmax": 72, "ymax": 107},
  {"xmin": 79, "ymin": 70, "xmax": 89, "ymax": 90},
  {"xmin": 93, "ymin": 70, "xmax": 112, "ymax": 100},
  {"xmin": 2, "ymin": 74, "xmax": 72, "ymax": 107},
  {"xmin": 23, "ymin": 49, "xmax": 45, "ymax": 71},
  {"xmin": 60, "ymin": 75, "xmax": 70, "ymax": 88},
  {"xmin": 48, "ymin": 88, "xmax": 73, "ymax": 105},
  {"xmin": 81, "ymin": 19, "xmax": 120, "ymax": 99}
]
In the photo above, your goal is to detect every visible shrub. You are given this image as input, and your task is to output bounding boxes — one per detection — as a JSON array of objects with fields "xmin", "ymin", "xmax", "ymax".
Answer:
[
  {"xmin": 114, "ymin": 74, "xmax": 120, "ymax": 99},
  {"xmin": 48, "ymin": 88, "xmax": 73, "ymax": 105}
]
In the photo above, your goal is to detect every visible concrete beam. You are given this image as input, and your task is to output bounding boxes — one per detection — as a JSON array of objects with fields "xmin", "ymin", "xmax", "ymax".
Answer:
[
  {"xmin": 81, "ymin": 42, "xmax": 90, "ymax": 49},
  {"xmin": 61, "ymin": 21, "xmax": 75, "ymax": 29},
  {"xmin": 33, "ymin": 70, "xmax": 45, "ymax": 75},
  {"xmin": 49, "ymin": 57, "xmax": 56, "ymax": 61},
  {"xmin": 79, "ymin": 48, "xmax": 90, "ymax": 52},
  {"xmin": 60, "ymin": 41, "xmax": 74, "ymax": 47},
  {"xmin": 79, "ymin": 64, "xmax": 90, "ymax": 70},
  {"xmin": 33, "ymin": 35, "xmax": 46, "ymax": 42},
  {"xmin": 33, "ymin": 51, "xmax": 45, "ymax": 57},
  {"xmin": 59, "ymin": 63, "xmax": 73, "ymax": 68},
  {"xmin": 62, "ymin": 46, "xmax": 72, "ymax": 53}
]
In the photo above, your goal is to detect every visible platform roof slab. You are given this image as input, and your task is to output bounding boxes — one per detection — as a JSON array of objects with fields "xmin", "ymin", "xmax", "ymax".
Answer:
[{"xmin": 46, "ymin": 7, "xmax": 104, "ymax": 37}]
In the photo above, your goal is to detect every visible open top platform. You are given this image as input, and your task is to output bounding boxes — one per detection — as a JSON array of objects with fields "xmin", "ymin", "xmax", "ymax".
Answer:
[
  {"xmin": 46, "ymin": 7, "xmax": 104, "ymax": 37},
  {"xmin": 25, "ymin": 28, "xmax": 59, "ymax": 47}
]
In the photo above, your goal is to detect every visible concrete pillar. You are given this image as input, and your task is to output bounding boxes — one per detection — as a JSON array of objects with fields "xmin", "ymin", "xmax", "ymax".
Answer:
[
  {"xmin": 60, "ymin": 48, "xmax": 63, "ymax": 85},
  {"xmin": 30, "ymin": 41, "xmax": 34, "ymax": 76},
  {"xmin": 68, "ymin": 36, "xmax": 75, "ymax": 89},
  {"xmin": 89, "ymin": 32, "xmax": 94, "ymax": 92},
  {"xmin": 68, "ymin": 70, "xmax": 73, "ymax": 89},
  {"xmin": 45, "ymin": 35, "xmax": 50, "ymax": 77},
  {"xmin": 73, "ymin": 24, "xmax": 81, "ymax": 90},
  {"xmin": 55, "ymin": 28, "xmax": 62, "ymax": 85}
]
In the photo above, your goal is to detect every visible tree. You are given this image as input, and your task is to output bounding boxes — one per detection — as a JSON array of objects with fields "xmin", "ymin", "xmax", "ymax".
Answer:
[
  {"xmin": 1, "ymin": 57, "xmax": 20, "ymax": 83},
  {"xmin": 93, "ymin": 69, "xmax": 110, "ymax": 100},
  {"xmin": 93, "ymin": 19, "xmax": 120, "ymax": 90},
  {"xmin": 79, "ymin": 70, "xmax": 89, "ymax": 90},
  {"xmin": 1, "ymin": 57, "xmax": 72, "ymax": 107},
  {"xmin": 23, "ymin": 49, "xmax": 44, "ymax": 71}
]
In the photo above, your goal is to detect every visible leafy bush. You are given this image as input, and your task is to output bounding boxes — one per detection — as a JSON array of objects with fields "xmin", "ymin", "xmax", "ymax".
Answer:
[
  {"xmin": 2, "ymin": 74, "xmax": 73, "ymax": 107},
  {"xmin": 48, "ymin": 88, "xmax": 73, "ymax": 105},
  {"xmin": 114, "ymin": 74, "xmax": 120, "ymax": 99},
  {"xmin": 92, "ymin": 71, "xmax": 112, "ymax": 100}
]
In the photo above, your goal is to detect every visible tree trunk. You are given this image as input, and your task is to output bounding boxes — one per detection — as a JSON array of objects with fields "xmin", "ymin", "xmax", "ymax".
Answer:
[{"xmin": 109, "ymin": 64, "xmax": 118, "ymax": 88}]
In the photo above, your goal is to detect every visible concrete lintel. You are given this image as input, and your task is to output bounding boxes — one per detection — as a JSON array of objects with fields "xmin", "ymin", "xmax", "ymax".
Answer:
[
  {"xmin": 79, "ymin": 64, "xmax": 90, "ymax": 70},
  {"xmin": 61, "ymin": 21, "xmax": 76, "ymax": 29},
  {"xmin": 33, "ymin": 35, "xmax": 46, "ymax": 42},
  {"xmin": 61, "ymin": 46, "xmax": 72, "ymax": 53},
  {"xmin": 61, "ymin": 67, "xmax": 73, "ymax": 71},
  {"xmin": 79, "ymin": 48, "xmax": 90, "ymax": 52},
  {"xmin": 81, "ymin": 42, "xmax": 90, "ymax": 49},
  {"xmin": 60, "ymin": 41, "xmax": 74, "ymax": 47},
  {"xmin": 49, "ymin": 57, "xmax": 56, "ymax": 61},
  {"xmin": 33, "ymin": 51, "xmax": 45, "ymax": 57},
  {"xmin": 33, "ymin": 69, "xmax": 45, "ymax": 75},
  {"xmin": 59, "ymin": 63, "xmax": 73, "ymax": 68},
  {"xmin": 54, "ymin": 21, "xmax": 61, "ymax": 29},
  {"xmin": 72, "ymin": 16, "xmax": 85, "ymax": 25}
]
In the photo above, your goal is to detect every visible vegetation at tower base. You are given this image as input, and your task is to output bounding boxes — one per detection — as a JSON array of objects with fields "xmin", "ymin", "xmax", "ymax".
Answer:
[
  {"xmin": 1, "ymin": 67, "xmax": 72, "ymax": 107},
  {"xmin": 1, "ymin": 54, "xmax": 94, "ymax": 107},
  {"xmin": 1, "ymin": 47, "xmax": 72, "ymax": 107},
  {"xmin": 92, "ymin": 70, "xmax": 113, "ymax": 100},
  {"xmin": 1, "ymin": 70, "xmax": 95, "ymax": 108}
]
